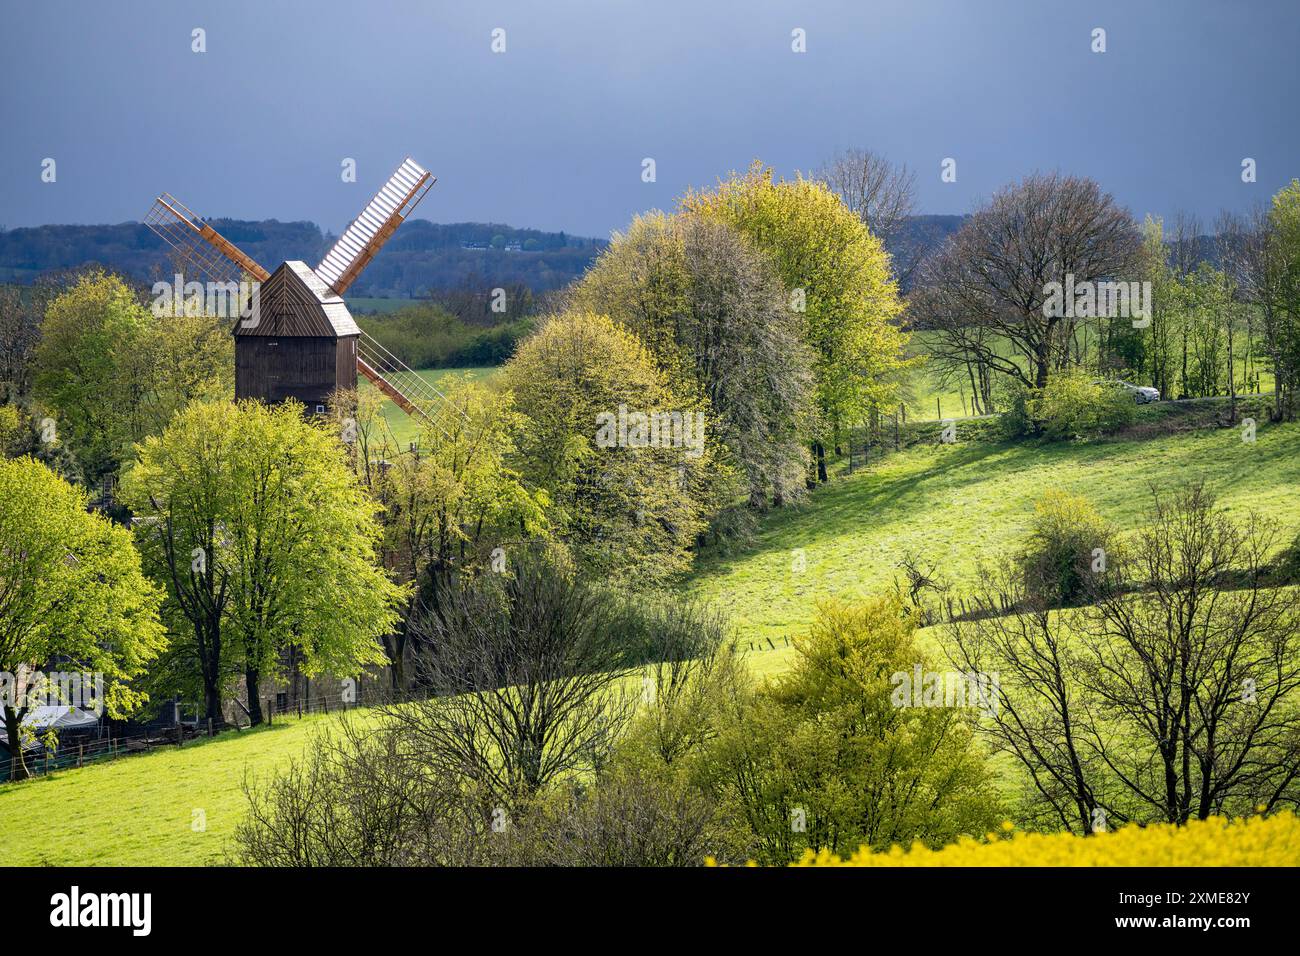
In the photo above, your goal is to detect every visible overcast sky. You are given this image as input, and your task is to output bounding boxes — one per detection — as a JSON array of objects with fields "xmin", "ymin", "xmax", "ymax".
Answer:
[{"xmin": 1, "ymin": 0, "xmax": 1297, "ymax": 238}]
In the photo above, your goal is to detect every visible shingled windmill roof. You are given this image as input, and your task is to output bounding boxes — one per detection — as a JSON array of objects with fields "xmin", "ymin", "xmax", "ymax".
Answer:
[{"xmin": 235, "ymin": 260, "xmax": 360, "ymax": 338}]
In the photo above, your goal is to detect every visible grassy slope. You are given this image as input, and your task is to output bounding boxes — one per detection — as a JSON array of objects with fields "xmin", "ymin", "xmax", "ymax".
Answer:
[
  {"xmin": 687, "ymin": 419, "xmax": 1300, "ymax": 656},
  {"xmin": 5, "ymin": 420, "xmax": 1298, "ymax": 865},
  {"xmin": 0, "ymin": 712, "xmax": 364, "ymax": 866}
]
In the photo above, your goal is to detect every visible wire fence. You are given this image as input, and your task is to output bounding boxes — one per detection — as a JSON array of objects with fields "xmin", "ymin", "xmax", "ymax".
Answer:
[
  {"xmin": 2, "ymin": 646, "xmax": 807, "ymax": 783},
  {"xmin": 1, "ymin": 683, "xmax": 394, "ymax": 783}
]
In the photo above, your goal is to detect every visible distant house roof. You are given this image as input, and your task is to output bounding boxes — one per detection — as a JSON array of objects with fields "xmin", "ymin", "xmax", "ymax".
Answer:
[{"xmin": 234, "ymin": 260, "xmax": 360, "ymax": 338}]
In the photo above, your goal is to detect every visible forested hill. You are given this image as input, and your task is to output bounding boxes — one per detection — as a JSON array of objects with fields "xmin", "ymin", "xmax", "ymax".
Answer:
[
  {"xmin": 0, "ymin": 214, "xmax": 974, "ymax": 297},
  {"xmin": 0, "ymin": 219, "xmax": 607, "ymax": 296}
]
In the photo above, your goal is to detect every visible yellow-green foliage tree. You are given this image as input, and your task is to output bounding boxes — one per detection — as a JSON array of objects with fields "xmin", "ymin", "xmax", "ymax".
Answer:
[
  {"xmin": 0, "ymin": 457, "xmax": 166, "ymax": 779},
  {"xmin": 710, "ymin": 596, "xmax": 1000, "ymax": 864},
  {"xmin": 503, "ymin": 311, "xmax": 725, "ymax": 585},
  {"xmin": 1268, "ymin": 179, "xmax": 1300, "ymax": 417},
  {"xmin": 33, "ymin": 271, "xmax": 233, "ymax": 482},
  {"xmin": 123, "ymin": 400, "xmax": 403, "ymax": 726},
  {"xmin": 682, "ymin": 163, "xmax": 913, "ymax": 481},
  {"xmin": 573, "ymin": 211, "xmax": 814, "ymax": 507},
  {"xmin": 338, "ymin": 377, "xmax": 549, "ymax": 689}
]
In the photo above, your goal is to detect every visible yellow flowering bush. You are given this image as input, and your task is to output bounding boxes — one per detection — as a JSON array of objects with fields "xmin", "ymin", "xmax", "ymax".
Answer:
[{"xmin": 792, "ymin": 812, "xmax": 1300, "ymax": 867}]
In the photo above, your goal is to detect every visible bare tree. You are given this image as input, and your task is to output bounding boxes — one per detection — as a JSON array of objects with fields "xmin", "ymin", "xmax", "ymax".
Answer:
[
  {"xmin": 908, "ymin": 284, "xmax": 999, "ymax": 413},
  {"xmin": 893, "ymin": 548, "xmax": 950, "ymax": 626},
  {"xmin": 391, "ymin": 549, "xmax": 635, "ymax": 817},
  {"xmin": 946, "ymin": 561, "xmax": 1107, "ymax": 834},
  {"xmin": 1079, "ymin": 484, "xmax": 1300, "ymax": 822},
  {"xmin": 917, "ymin": 173, "xmax": 1141, "ymax": 390},
  {"xmin": 814, "ymin": 148, "xmax": 920, "ymax": 284},
  {"xmin": 1168, "ymin": 211, "xmax": 1203, "ymax": 279},
  {"xmin": 949, "ymin": 484, "xmax": 1300, "ymax": 832}
]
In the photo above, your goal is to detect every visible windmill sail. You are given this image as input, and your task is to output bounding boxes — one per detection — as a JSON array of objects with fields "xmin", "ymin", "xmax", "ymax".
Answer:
[
  {"xmin": 315, "ymin": 158, "xmax": 435, "ymax": 296},
  {"xmin": 355, "ymin": 330, "xmax": 468, "ymax": 439},
  {"xmin": 143, "ymin": 193, "xmax": 270, "ymax": 284}
]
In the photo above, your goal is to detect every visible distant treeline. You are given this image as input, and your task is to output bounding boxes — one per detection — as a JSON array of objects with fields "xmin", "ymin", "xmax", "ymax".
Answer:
[
  {"xmin": 358, "ymin": 306, "xmax": 535, "ymax": 369},
  {"xmin": 0, "ymin": 220, "xmax": 606, "ymax": 297},
  {"xmin": 356, "ymin": 281, "xmax": 547, "ymax": 368}
]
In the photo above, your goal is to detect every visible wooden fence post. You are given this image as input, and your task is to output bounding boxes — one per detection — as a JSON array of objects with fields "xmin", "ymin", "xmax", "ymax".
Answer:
[{"xmin": 78, "ymin": 743, "xmax": 84, "ymax": 767}]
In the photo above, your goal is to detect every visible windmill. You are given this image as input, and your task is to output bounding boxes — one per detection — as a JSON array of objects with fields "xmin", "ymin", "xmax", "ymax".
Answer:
[{"xmin": 143, "ymin": 157, "xmax": 461, "ymax": 432}]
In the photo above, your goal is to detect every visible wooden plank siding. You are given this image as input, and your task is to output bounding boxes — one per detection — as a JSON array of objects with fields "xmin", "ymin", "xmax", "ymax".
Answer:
[{"xmin": 234, "ymin": 260, "xmax": 359, "ymax": 412}]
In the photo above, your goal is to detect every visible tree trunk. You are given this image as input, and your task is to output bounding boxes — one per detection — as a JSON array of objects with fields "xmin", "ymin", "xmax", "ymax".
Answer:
[
  {"xmin": 245, "ymin": 670, "xmax": 263, "ymax": 726},
  {"xmin": 202, "ymin": 678, "xmax": 222, "ymax": 725},
  {"xmin": 196, "ymin": 617, "xmax": 223, "ymax": 724},
  {"xmin": 1033, "ymin": 341, "xmax": 1051, "ymax": 389},
  {"xmin": 383, "ymin": 627, "xmax": 408, "ymax": 693},
  {"xmin": 3, "ymin": 705, "xmax": 28, "ymax": 781},
  {"xmin": 814, "ymin": 442, "xmax": 828, "ymax": 483}
]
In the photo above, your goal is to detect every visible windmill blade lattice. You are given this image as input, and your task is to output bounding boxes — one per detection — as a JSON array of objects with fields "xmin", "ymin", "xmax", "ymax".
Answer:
[
  {"xmin": 143, "ymin": 193, "xmax": 270, "ymax": 285},
  {"xmin": 316, "ymin": 158, "xmax": 435, "ymax": 296},
  {"xmin": 356, "ymin": 330, "xmax": 468, "ymax": 440}
]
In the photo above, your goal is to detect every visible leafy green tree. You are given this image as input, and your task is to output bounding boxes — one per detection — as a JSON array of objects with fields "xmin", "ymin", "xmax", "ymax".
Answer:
[
  {"xmin": 503, "ymin": 311, "xmax": 724, "ymax": 585},
  {"xmin": 333, "ymin": 378, "xmax": 549, "ymax": 689},
  {"xmin": 123, "ymin": 400, "xmax": 403, "ymax": 725},
  {"xmin": 708, "ymin": 596, "xmax": 1001, "ymax": 863},
  {"xmin": 682, "ymin": 163, "xmax": 912, "ymax": 481},
  {"xmin": 574, "ymin": 211, "xmax": 813, "ymax": 507},
  {"xmin": 0, "ymin": 457, "xmax": 166, "ymax": 779},
  {"xmin": 32, "ymin": 271, "xmax": 232, "ymax": 483},
  {"xmin": 1267, "ymin": 179, "xmax": 1300, "ymax": 417}
]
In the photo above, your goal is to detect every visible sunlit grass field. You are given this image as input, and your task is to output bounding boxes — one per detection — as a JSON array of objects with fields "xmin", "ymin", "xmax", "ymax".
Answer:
[
  {"xmin": 366, "ymin": 366, "xmax": 499, "ymax": 446},
  {"xmin": 686, "ymin": 418, "xmax": 1300, "ymax": 644},
  {"xmin": 0, "ymin": 711, "xmax": 364, "ymax": 866}
]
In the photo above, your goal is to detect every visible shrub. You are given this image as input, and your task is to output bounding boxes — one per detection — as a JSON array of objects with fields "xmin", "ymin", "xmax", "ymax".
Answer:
[
  {"xmin": 705, "ymin": 596, "xmax": 1002, "ymax": 864},
  {"xmin": 1019, "ymin": 489, "xmax": 1115, "ymax": 606},
  {"xmin": 791, "ymin": 812, "xmax": 1300, "ymax": 867},
  {"xmin": 995, "ymin": 377, "xmax": 1034, "ymax": 439},
  {"xmin": 231, "ymin": 717, "xmax": 497, "ymax": 866},
  {"xmin": 498, "ymin": 763, "xmax": 739, "ymax": 866},
  {"xmin": 1027, "ymin": 371, "xmax": 1135, "ymax": 440}
]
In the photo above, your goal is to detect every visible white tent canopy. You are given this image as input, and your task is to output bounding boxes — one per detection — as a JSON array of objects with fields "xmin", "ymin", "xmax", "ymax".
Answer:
[{"xmin": 0, "ymin": 705, "xmax": 99, "ymax": 743}]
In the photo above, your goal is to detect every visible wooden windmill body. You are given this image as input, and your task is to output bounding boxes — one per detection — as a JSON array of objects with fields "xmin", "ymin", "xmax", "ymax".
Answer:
[{"xmin": 144, "ymin": 158, "xmax": 456, "ymax": 426}]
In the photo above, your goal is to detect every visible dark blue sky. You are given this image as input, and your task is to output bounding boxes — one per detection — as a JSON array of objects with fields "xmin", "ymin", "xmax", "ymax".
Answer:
[{"xmin": 1, "ymin": 0, "xmax": 1297, "ymax": 238}]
